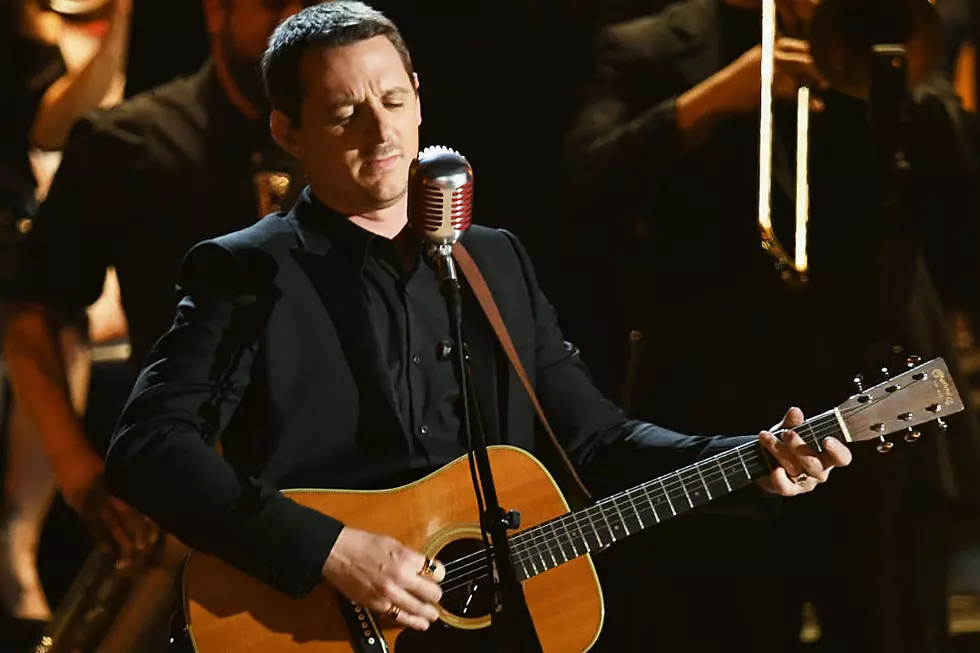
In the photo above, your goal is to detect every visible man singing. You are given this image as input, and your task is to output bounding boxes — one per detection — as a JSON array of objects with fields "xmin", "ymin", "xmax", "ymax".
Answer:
[{"xmin": 104, "ymin": 1, "xmax": 850, "ymax": 647}]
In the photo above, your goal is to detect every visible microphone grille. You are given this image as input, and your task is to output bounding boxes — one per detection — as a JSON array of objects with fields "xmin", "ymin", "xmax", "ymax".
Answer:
[
  {"xmin": 411, "ymin": 146, "xmax": 474, "ymax": 245},
  {"xmin": 419, "ymin": 145, "xmax": 462, "ymax": 159}
]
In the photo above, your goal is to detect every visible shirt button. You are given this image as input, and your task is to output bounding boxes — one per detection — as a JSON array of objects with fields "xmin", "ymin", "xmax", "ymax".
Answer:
[
  {"xmin": 412, "ymin": 353, "xmax": 421, "ymax": 365},
  {"xmin": 419, "ymin": 424, "xmax": 429, "ymax": 436}
]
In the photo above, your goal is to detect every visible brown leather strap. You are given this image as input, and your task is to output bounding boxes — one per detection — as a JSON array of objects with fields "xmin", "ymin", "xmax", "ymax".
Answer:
[{"xmin": 453, "ymin": 243, "xmax": 592, "ymax": 502}]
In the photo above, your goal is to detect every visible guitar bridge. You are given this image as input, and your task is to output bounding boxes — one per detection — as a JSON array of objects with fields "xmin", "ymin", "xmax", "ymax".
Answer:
[{"xmin": 339, "ymin": 598, "xmax": 390, "ymax": 652}]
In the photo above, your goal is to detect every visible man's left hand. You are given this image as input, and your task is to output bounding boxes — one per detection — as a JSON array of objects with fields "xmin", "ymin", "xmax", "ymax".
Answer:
[{"xmin": 756, "ymin": 407, "xmax": 852, "ymax": 496}]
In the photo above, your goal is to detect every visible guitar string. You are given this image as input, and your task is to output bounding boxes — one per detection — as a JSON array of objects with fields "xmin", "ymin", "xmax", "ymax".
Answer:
[
  {"xmin": 441, "ymin": 408, "xmax": 848, "ymax": 578},
  {"xmin": 437, "ymin": 452, "xmax": 777, "ymax": 597},
  {"xmin": 448, "ymin": 380, "xmax": 935, "ymax": 577},
  {"xmin": 438, "ymin": 406, "xmax": 876, "ymax": 591},
  {"xmin": 437, "ymin": 434, "xmax": 780, "ymax": 594},
  {"xmin": 438, "ymin": 393, "xmax": 933, "ymax": 591},
  {"xmin": 438, "ymin": 415, "xmax": 839, "ymax": 590},
  {"xmin": 439, "ymin": 413, "xmax": 927, "ymax": 597}
]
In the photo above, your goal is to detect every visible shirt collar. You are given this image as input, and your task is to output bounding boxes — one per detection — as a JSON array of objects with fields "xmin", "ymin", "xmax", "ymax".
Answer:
[{"xmin": 297, "ymin": 187, "xmax": 392, "ymax": 274}]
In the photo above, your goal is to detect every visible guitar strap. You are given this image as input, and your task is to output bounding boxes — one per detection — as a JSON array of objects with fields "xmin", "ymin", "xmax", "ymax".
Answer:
[{"xmin": 453, "ymin": 243, "xmax": 593, "ymax": 504}]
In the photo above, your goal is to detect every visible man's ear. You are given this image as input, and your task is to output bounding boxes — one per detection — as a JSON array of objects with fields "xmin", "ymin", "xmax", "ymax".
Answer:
[
  {"xmin": 201, "ymin": 0, "xmax": 227, "ymax": 36},
  {"xmin": 413, "ymin": 73, "xmax": 422, "ymax": 126},
  {"xmin": 271, "ymin": 110, "xmax": 302, "ymax": 160}
]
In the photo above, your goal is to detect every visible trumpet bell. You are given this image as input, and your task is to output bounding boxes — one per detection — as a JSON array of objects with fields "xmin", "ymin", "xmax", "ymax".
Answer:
[{"xmin": 810, "ymin": 0, "xmax": 942, "ymax": 98}]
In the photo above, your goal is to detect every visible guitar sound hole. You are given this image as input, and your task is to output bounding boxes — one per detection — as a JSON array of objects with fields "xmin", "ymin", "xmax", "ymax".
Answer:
[{"xmin": 437, "ymin": 537, "xmax": 497, "ymax": 621}]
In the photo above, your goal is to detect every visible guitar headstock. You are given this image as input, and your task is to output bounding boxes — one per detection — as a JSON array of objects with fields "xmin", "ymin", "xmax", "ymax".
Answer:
[{"xmin": 836, "ymin": 357, "xmax": 963, "ymax": 446}]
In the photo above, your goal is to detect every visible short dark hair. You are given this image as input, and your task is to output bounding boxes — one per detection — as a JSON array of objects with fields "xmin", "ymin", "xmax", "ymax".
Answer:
[{"xmin": 262, "ymin": 1, "xmax": 414, "ymax": 124}]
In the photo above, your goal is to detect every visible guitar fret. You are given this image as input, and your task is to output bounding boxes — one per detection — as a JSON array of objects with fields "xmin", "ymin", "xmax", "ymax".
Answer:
[
  {"xmin": 544, "ymin": 523, "xmax": 559, "ymax": 569},
  {"xmin": 544, "ymin": 521, "xmax": 562, "ymax": 565},
  {"xmin": 564, "ymin": 516, "xmax": 583, "ymax": 556},
  {"xmin": 610, "ymin": 498, "xmax": 630, "ymax": 537},
  {"xmin": 628, "ymin": 489, "xmax": 646, "ymax": 529},
  {"xmin": 695, "ymin": 465, "xmax": 712, "ymax": 500},
  {"xmin": 643, "ymin": 484, "xmax": 661, "ymax": 523},
  {"xmin": 537, "ymin": 539, "xmax": 549, "ymax": 571},
  {"xmin": 517, "ymin": 556, "xmax": 530, "ymax": 581},
  {"xmin": 800, "ymin": 420, "xmax": 820, "ymax": 452},
  {"xmin": 660, "ymin": 478, "xmax": 677, "ymax": 516},
  {"xmin": 735, "ymin": 446, "xmax": 752, "ymax": 480},
  {"xmin": 577, "ymin": 512, "xmax": 595, "ymax": 553},
  {"xmin": 716, "ymin": 457, "xmax": 733, "ymax": 492},
  {"xmin": 528, "ymin": 529, "xmax": 547, "ymax": 573},
  {"xmin": 684, "ymin": 469, "xmax": 711, "ymax": 506},
  {"xmin": 585, "ymin": 507, "xmax": 605, "ymax": 550},
  {"xmin": 677, "ymin": 473, "xmax": 694, "ymax": 509},
  {"xmin": 532, "ymin": 528, "xmax": 547, "ymax": 572},
  {"xmin": 614, "ymin": 491, "xmax": 642, "ymax": 535},
  {"xmin": 553, "ymin": 522, "xmax": 566, "ymax": 566},
  {"xmin": 553, "ymin": 520, "xmax": 569, "ymax": 564},
  {"xmin": 599, "ymin": 503, "xmax": 618, "ymax": 543}
]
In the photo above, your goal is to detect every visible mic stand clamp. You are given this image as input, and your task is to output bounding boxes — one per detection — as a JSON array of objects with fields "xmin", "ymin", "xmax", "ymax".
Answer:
[
  {"xmin": 431, "ymin": 243, "xmax": 458, "ymax": 285},
  {"xmin": 433, "ymin": 244, "xmax": 544, "ymax": 652}
]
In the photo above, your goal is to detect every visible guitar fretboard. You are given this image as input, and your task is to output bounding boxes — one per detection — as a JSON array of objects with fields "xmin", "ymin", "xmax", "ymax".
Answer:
[{"xmin": 500, "ymin": 410, "xmax": 844, "ymax": 581}]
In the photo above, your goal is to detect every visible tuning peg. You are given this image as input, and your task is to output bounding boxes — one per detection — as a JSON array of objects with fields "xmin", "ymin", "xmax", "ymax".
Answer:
[
  {"xmin": 880, "ymin": 366, "xmax": 891, "ymax": 381},
  {"xmin": 876, "ymin": 437, "xmax": 894, "ymax": 453},
  {"xmin": 904, "ymin": 428, "xmax": 921, "ymax": 443},
  {"xmin": 906, "ymin": 354, "xmax": 922, "ymax": 369},
  {"xmin": 853, "ymin": 374, "xmax": 865, "ymax": 391},
  {"xmin": 937, "ymin": 418, "xmax": 948, "ymax": 430}
]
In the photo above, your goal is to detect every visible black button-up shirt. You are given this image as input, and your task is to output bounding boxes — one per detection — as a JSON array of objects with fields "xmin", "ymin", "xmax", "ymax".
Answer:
[
  {"xmin": 8, "ymin": 60, "xmax": 303, "ymax": 366},
  {"xmin": 316, "ymin": 205, "xmax": 465, "ymax": 465}
]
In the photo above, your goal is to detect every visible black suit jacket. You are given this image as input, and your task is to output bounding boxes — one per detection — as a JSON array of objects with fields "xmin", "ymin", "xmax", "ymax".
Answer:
[{"xmin": 105, "ymin": 189, "xmax": 754, "ymax": 598}]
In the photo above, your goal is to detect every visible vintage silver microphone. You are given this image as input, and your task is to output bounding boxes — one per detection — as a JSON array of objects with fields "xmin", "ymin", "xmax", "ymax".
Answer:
[{"xmin": 407, "ymin": 146, "xmax": 473, "ymax": 283}]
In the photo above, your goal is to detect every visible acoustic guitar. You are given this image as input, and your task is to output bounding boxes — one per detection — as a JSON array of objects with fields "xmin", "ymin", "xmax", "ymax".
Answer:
[{"xmin": 181, "ymin": 357, "xmax": 963, "ymax": 652}]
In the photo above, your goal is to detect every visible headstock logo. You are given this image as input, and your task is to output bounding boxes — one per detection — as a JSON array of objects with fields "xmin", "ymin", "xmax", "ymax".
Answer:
[{"xmin": 931, "ymin": 368, "xmax": 955, "ymax": 406}]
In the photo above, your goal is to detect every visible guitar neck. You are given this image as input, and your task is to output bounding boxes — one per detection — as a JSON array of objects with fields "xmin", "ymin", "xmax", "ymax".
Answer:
[{"xmin": 504, "ymin": 409, "xmax": 846, "ymax": 581}]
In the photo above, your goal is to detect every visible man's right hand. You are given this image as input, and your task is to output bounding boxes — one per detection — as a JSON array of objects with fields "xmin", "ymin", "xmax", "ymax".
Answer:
[
  {"xmin": 56, "ymin": 450, "xmax": 157, "ymax": 557},
  {"xmin": 721, "ymin": 38, "xmax": 830, "ymax": 113},
  {"xmin": 322, "ymin": 527, "xmax": 446, "ymax": 631}
]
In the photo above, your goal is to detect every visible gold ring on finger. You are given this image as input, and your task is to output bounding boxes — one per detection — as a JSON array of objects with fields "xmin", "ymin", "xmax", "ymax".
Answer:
[
  {"xmin": 419, "ymin": 557, "xmax": 437, "ymax": 578},
  {"xmin": 790, "ymin": 472, "xmax": 809, "ymax": 485}
]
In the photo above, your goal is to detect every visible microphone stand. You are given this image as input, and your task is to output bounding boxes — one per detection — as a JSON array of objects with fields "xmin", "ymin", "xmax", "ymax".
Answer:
[
  {"xmin": 866, "ymin": 44, "xmax": 913, "ymax": 347},
  {"xmin": 432, "ymin": 244, "xmax": 544, "ymax": 652}
]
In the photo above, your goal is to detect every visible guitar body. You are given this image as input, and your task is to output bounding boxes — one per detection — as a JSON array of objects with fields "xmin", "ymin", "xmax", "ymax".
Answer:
[{"xmin": 183, "ymin": 446, "xmax": 604, "ymax": 653}]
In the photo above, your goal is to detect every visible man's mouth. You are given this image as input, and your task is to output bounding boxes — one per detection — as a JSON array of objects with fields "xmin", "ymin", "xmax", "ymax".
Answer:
[{"xmin": 363, "ymin": 152, "xmax": 402, "ymax": 174}]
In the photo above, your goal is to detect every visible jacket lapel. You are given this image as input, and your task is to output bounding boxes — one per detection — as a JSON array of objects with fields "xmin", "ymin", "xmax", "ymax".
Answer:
[{"xmin": 286, "ymin": 198, "xmax": 409, "ymax": 450}]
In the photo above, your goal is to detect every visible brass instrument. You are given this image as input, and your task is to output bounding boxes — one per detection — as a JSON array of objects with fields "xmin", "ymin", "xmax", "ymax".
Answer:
[
  {"xmin": 32, "ymin": 534, "xmax": 189, "ymax": 653},
  {"xmin": 757, "ymin": 0, "xmax": 941, "ymax": 287}
]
